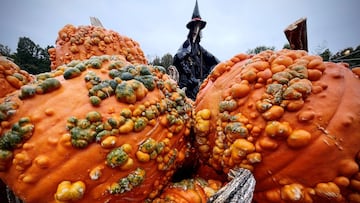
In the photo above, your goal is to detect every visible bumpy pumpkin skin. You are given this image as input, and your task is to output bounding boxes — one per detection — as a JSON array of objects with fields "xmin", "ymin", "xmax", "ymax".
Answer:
[
  {"xmin": 0, "ymin": 55, "xmax": 192, "ymax": 203},
  {"xmin": 0, "ymin": 56, "xmax": 34, "ymax": 98},
  {"xmin": 194, "ymin": 49, "xmax": 360, "ymax": 202},
  {"xmin": 48, "ymin": 24, "xmax": 147, "ymax": 70},
  {"xmin": 152, "ymin": 178, "xmax": 222, "ymax": 203}
]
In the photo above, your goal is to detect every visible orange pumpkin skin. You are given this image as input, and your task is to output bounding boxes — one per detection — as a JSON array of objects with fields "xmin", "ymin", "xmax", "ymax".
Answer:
[
  {"xmin": 352, "ymin": 67, "xmax": 360, "ymax": 77},
  {"xmin": 194, "ymin": 49, "xmax": 360, "ymax": 202},
  {"xmin": 0, "ymin": 56, "xmax": 34, "ymax": 98},
  {"xmin": 152, "ymin": 178, "xmax": 222, "ymax": 203},
  {"xmin": 0, "ymin": 55, "xmax": 192, "ymax": 203},
  {"xmin": 48, "ymin": 24, "xmax": 147, "ymax": 70}
]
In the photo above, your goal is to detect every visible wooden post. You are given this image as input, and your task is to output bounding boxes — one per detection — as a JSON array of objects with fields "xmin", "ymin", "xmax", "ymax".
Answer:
[
  {"xmin": 90, "ymin": 17, "xmax": 104, "ymax": 27},
  {"xmin": 284, "ymin": 17, "xmax": 308, "ymax": 51}
]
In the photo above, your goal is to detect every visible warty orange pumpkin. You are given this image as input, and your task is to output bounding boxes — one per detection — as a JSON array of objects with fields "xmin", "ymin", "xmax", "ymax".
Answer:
[
  {"xmin": 0, "ymin": 54, "xmax": 193, "ymax": 203},
  {"xmin": 151, "ymin": 167, "xmax": 256, "ymax": 203},
  {"xmin": 194, "ymin": 49, "xmax": 360, "ymax": 202},
  {"xmin": 0, "ymin": 56, "xmax": 34, "ymax": 98},
  {"xmin": 48, "ymin": 24, "xmax": 147, "ymax": 70},
  {"xmin": 152, "ymin": 177, "xmax": 222, "ymax": 203}
]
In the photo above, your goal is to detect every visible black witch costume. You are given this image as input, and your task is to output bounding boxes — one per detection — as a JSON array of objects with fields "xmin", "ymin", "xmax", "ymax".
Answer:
[{"xmin": 173, "ymin": 0, "xmax": 219, "ymax": 100}]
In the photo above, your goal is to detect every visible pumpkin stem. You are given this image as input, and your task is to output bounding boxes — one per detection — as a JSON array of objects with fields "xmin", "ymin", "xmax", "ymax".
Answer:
[{"xmin": 207, "ymin": 168, "xmax": 255, "ymax": 203}]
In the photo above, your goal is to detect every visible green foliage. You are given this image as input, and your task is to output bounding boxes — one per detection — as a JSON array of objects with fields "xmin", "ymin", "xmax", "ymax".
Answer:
[
  {"xmin": 283, "ymin": 43, "xmax": 291, "ymax": 49},
  {"xmin": 13, "ymin": 37, "xmax": 52, "ymax": 74},
  {"xmin": 0, "ymin": 44, "xmax": 12, "ymax": 57},
  {"xmin": 160, "ymin": 53, "xmax": 173, "ymax": 69},
  {"xmin": 151, "ymin": 56, "xmax": 161, "ymax": 66},
  {"xmin": 246, "ymin": 46, "xmax": 275, "ymax": 54},
  {"xmin": 313, "ymin": 42, "xmax": 332, "ymax": 61},
  {"xmin": 319, "ymin": 48, "xmax": 332, "ymax": 61},
  {"xmin": 150, "ymin": 53, "xmax": 173, "ymax": 69}
]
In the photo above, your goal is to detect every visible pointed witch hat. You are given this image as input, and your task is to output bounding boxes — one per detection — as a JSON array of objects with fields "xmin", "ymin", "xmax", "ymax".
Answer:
[{"xmin": 186, "ymin": 0, "xmax": 206, "ymax": 29}]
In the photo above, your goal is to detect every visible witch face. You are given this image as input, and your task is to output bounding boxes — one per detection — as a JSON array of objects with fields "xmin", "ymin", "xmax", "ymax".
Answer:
[{"xmin": 191, "ymin": 22, "xmax": 202, "ymax": 43}]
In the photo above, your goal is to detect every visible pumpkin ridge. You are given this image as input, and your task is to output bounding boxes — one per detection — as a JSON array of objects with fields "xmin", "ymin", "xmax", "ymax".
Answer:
[
  {"xmin": 314, "ymin": 64, "xmax": 346, "ymax": 129},
  {"xmin": 0, "ymin": 53, "xmax": 193, "ymax": 202},
  {"xmin": 256, "ymin": 64, "xmax": 350, "ymax": 187},
  {"xmin": 194, "ymin": 49, "xmax": 360, "ymax": 203}
]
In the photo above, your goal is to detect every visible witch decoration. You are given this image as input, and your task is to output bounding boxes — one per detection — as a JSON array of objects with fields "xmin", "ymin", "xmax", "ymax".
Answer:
[{"xmin": 172, "ymin": 0, "xmax": 220, "ymax": 100}]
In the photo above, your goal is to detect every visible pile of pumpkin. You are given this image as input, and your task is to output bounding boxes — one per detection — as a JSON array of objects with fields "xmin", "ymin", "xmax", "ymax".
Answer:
[{"xmin": 1, "ymin": 24, "xmax": 360, "ymax": 203}]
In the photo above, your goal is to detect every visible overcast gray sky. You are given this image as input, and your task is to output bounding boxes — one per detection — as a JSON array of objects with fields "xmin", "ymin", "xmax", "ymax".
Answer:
[{"xmin": 1, "ymin": 0, "xmax": 359, "ymax": 61}]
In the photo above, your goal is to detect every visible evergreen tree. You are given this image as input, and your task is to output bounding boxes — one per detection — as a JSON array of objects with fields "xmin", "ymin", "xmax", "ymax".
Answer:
[
  {"xmin": 246, "ymin": 46, "xmax": 275, "ymax": 54},
  {"xmin": 0, "ymin": 44, "xmax": 12, "ymax": 57},
  {"xmin": 150, "ymin": 53, "xmax": 173, "ymax": 69},
  {"xmin": 13, "ymin": 37, "xmax": 51, "ymax": 74},
  {"xmin": 319, "ymin": 48, "xmax": 332, "ymax": 61},
  {"xmin": 160, "ymin": 53, "xmax": 173, "ymax": 68}
]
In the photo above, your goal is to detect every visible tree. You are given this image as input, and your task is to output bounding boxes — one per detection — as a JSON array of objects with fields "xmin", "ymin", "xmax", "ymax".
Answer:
[
  {"xmin": 246, "ymin": 46, "xmax": 275, "ymax": 54},
  {"xmin": 149, "ymin": 53, "xmax": 175, "ymax": 78},
  {"xmin": 319, "ymin": 48, "xmax": 332, "ymax": 61},
  {"xmin": 160, "ymin": 53, "xmax": 173, "ymax": 69},
  {"xmin": 313, "ymin": 41, "xmax": 331, "ymax": 59},
  {"xmin": 283, "ymin": 43, "xmax": 291, "ymax": 49},
  {"xmin": 13, "ymin": 37, "xmax": 51, "ymax": 74},
  {"xmin": 0, "ymin": 44, "xmax": 12, "ymax": 57},
  {"xmin": 150, "ymin": 53, "xmax": 173, "ymax": 69},
  {"xmin": 150, "ymin": 56, "xmax": 161, "ymax": 66}
]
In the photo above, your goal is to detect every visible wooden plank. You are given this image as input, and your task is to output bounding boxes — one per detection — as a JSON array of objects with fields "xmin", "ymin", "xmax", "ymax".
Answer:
[
  {"xmin": 90, "ymin": 17, "xmax": 104, "ymax": 27},
  {"xmin": 284, "ymin": 17, "xmax": 308, "ymax": 51}
]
